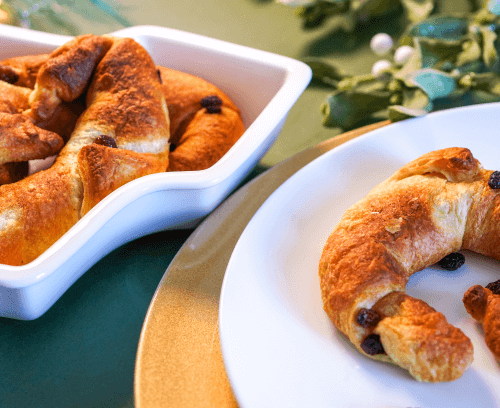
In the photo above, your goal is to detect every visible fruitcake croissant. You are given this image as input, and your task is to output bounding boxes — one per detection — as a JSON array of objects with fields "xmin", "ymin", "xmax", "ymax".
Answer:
[
  {"xmin": 0, "ymin": 35, "xmax": 170, "ymax": 265},
  {"xmin": 319, "ymin": 147, "xmax": 500, "ymax": 382}
]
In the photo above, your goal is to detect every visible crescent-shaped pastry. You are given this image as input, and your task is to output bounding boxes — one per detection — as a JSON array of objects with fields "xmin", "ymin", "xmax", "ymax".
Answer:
[
  {"xmin": 0, "ymin": 35, "xmax": 170, "ymax": 265},
  {"xmin": 1, "ymin": 55, "xmax": 245, "ymax": 173},
  {"xmin": 157, "ymin": 66, "xmax": 244, "ymax": 171},
  {"xmin": 0, "ymin": 35, "xmax": 245, "ymax": 265},
  {"xmin": 319, "ymin": 147, "xmax": 500, "ymax": 382}
]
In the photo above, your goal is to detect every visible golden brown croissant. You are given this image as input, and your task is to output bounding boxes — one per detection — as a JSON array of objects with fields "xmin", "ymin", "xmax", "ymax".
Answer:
[
  {"xmin": 463, "ymin": 281, "xmax": 500, "ymax": 361},
  {"xmin": 2, "ymin": 55, "xmax": 245, "ymax": 173},
  {"xmin": 156, "ymin": 66, "xmax": 245, "ymax": 171},
  {"xmin": 0, "ymin": 60, "xmax": 84, "ymax": 185},
  {"xmin": 0, "ymin": 35, "xmax": 170, "ymax": 265},
  {"xmin": 319, "ymin": 147, "xmax": 500, "ymax": 382},
  {"xmin": 0, "ymin": 35, "xmax": 245, "ymax": 265}
]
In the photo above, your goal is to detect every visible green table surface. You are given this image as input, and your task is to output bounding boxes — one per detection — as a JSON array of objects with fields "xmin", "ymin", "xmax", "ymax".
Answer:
[{"xmin": 0, "ymin": 0, "xmax": 469, "ymax": 407}]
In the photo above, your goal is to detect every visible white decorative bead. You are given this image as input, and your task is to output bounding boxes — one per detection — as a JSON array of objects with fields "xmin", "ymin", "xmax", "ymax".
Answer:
[
  {"xmin": 372, "ymin": 60, "xmax": 392, "ymax": 77},
  {"xmin": 394, "ymin": 45, "xmax": 415, "ymax": 65},
  {"xmin": 370, "ymin": 33, "xmax": 393, "ymax": 56}
]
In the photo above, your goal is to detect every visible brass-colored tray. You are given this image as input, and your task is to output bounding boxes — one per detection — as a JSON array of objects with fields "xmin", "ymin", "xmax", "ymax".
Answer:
[{"xmin": 134, "ymin": 121, "xmax": 390, "ymax": 407}]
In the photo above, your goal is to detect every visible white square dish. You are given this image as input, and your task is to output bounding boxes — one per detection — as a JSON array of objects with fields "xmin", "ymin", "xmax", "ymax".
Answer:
[{"xmin": 0, "ymin": 24, "xmax": 311, "ymax": 320}]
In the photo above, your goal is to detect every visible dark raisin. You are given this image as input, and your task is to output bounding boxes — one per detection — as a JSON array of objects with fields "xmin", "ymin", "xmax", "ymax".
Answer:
[
  {"xmin": 93, "ymin": 135, "xmax": 117, "ymax": 148},
  {"xmin": 205, "ymin": 105, "xmax": 222, "ymax": 114},
  {"xmin": 486, "ymin": 279, "xmax": 500, "ymax": 295},
  {"xmin": 169, "ymin": 143, "xmax": 176, "ymax": 152},
  {"xmin": 157, "ymin": 69, "xmax": 162, "ymax": 84},
  {"xmin": 488, "ymin": 171, "xmax": 500, "ymax": 189},
  {"xmin": 360, "ymin": 334, "xmax": 385, "ymax": 355},
  {"xmin": 201, "ymin": 95, "xmax": 223, "ymax": 108},
  {"xmin": 0, "ymin": 65, "xmax": 19, "ymax": 84},
  {"xmin": 437, "ymin": 252, "xmax": 465, "ymax": 271},
  {"xmin": 356, "ymin": 308, "xmax": 381, "ymax": 328}
]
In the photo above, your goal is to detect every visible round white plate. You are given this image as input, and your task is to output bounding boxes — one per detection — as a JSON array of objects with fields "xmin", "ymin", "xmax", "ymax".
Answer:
[{"xmin": 219, "ymin": 103, "xmax": 500, "ymax": 408}]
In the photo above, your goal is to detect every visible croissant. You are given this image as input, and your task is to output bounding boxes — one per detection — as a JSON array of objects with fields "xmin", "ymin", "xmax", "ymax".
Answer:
[
  {"xmin": 319, "ymin": 147, "xmax": 500, "ymax": 382},
  {"xmin": 463, "ymin": 281, "xmax": 500, "ymax": 361},
  {"xmin": 0, "ymin": 35, "xmax": 170, "ymax": 265},
  {"xmin": 1, "ymin": 53, "xmax": 244, "ymax": 174},
  {"xmin": 0, "ymin": 34, "xmax": 245, "ymax": 266},
  {"xmin": 156, "ymin": 66, "xmax": 245, "ymax": 171}
]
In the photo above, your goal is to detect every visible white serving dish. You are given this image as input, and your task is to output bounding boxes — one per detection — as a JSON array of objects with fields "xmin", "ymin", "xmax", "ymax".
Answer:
[{"xmin": 0, "ymin": 24, "xmax": 311, "ymax": 320}]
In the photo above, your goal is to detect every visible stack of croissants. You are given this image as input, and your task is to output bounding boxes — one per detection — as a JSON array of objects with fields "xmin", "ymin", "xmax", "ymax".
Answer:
[
  {"xmin": 319, "ymin": 147, "xmax": 500, "ymax": 382},
  {"xmin": 0, "ymin": 34, "xmax": 244, "ymax": 266}
]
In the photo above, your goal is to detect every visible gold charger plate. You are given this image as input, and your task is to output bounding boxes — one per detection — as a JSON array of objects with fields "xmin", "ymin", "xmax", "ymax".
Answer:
[{"xmin": 134, "ymin": 121, "xmax": 390, "ymax": 408}]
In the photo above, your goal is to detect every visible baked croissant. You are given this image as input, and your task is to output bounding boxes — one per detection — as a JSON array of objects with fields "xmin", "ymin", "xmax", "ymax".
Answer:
[
  {"xmin": 319, "ymin": 147, "xmax": 500, "ymax": 382},
  {"xmin": 0, "ymin": 35, "xmax": 170, "ymax": 265},
  {"xmin": 0, "ymin": 52, "xmax": 244, "ymax": 174},
  {"xmin": 463, "ymin": 281, "xmax": 500, "ymax": 361},
  {"xmin": 0, "ymin": 56, "xmax": 84, "ymax": 185},
  {"xmin": 156, "ymin": 66, "xmax": 245, "ymax": 171}
]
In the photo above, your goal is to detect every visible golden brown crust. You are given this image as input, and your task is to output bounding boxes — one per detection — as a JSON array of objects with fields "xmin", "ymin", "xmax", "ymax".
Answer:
[
  {"xmin": 319, "ymin": 147, "xmax": 500, "ymax": 382},
  {"xmin": 463, "ymin": 285, "xmax": 500, "ymax": 361},
  {"xmin": 157, "ymin": 66, "xmax": 244, "ymax": 171},
  {"xmin": 168, "ymin": 107, "xmax": 244, "ymax": 171},
  {"xmin": 0, "ymin": 54, "xmax": 49, "ymax": 88},
  {"xmin": 0, "ymin": 112, "xmax": 64, "ymax": 164},
  {"xmin": 1, "ymin": 57, "xmax": 245, "ymax": 172},
  {"xmin": 78, "ymin": 144, "xmax": 167, "ymax": 216},
  {"xmin": 0, "ymin": 80, "xmax": 31, "ymax": 113},
  {"xmin": 28, "ymin": 35, "xmax": 113, "ymax": 123}
]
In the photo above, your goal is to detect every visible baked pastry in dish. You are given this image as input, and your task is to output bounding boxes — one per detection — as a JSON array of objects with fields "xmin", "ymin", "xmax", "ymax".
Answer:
[{"xmin": 0, "ymin": 34, "xmax": 244, "ymax": 266}]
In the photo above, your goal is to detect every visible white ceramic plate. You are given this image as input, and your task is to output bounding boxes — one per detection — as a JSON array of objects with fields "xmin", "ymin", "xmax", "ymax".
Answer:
[
  {"xmin": 219, "ymin": 103, "xmax": 500, "ymax": 408},
  {"xmin": 0, "ymin": 24, "xmax": 311, "ymax": 320}
]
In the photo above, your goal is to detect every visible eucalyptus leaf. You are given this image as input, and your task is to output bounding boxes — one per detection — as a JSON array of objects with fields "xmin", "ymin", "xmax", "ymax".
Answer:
[
  {"xmin": 418, "ymin": 37, "xmax": 464, "ymax": 67},
  {"xmin": 469, "ymin": 87, "xmax": 500, "ymax": 103},
  {"xmin": 400, "ymin": 0, "xmax": 434, "ymax": 23},
  {"xmin": 488, "ymin": 0, "xmax": 500, "ymax": 15},
  {"xmin": 353, "ymin": 0, "xmax": 403, "ymax": 21},
  {"xmin": 475, "ymin": 72, "xmax": 500, "ymax": 94},
  {"xmin": 479, "ymin": 26, "xmax": 498, "ymax": 66},
  {"xmin": 408, "ymin": 16, "xmax": 469, "ymax": 40},
  {"xmin": 474, "ymin": 7, "xmax": 500, "ymax": 24},
  {"xmin": 388, "ymin": 105, "xmax": 428, "ymax": 122},
  {"xmin": 321, "ymin": 89, "xmax": 392, "ymax": 128},
  {"xmin": 401, "ymin": 86, "xmax": 432, "ymax": 110},
  {"xmin": 405, "ymin": 68, "xmax": 456, "ymax": 98},
  {"xmin": 335, "ymin": 13, "xmax": 357, "ymax": 32},
  {"xmin": 303, "ymin": 58, "xmax": 345, "ymax": 87},
  {"xmin": 455, "ymin": 38, "xmax": 482, "ymax": 66},
  {"xmin": 451, "ymin": 60, "xmax": 487, "ymax": 73}
]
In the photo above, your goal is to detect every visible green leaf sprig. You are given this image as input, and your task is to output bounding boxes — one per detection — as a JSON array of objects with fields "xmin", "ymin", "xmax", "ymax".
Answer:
[
  {"xmin": 277, "ymin": 0, "xmax": 448, "ymax": 31},
  {"xmin": 305, "ymin": 6, "xmax": 500, "ymax": 129}
]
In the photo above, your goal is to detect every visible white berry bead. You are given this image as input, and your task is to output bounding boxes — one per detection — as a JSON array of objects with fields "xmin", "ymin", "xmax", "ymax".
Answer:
[
  {"xmin": 394, "ymin": 45, "xmax": 415, "ymax": 65},
  {"xmin": 370, "ymin": 33, "xmax": 393, "ymax": 56},
  {"xmin": 372, "ymin": 60, "xmax": 392, "ymax": 77}
]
